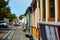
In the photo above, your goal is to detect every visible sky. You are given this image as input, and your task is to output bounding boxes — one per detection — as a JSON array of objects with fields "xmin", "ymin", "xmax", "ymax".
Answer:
[{"xmin": 8, "ymin": 0, "xmax": 32, "ymax": 17}]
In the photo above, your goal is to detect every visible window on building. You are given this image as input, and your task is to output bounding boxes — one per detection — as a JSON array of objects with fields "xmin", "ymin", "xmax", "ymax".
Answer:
[
  {"xmin": 33, "ymin": 1, "xmax": 37, "ymax": 12},
  {"xmin": 39, "ymin": 0, "xmax": 40, "ymax": 9},
  {"xmin": 38, "ymin": 0, "xmax": 40, "ymax": 21},
  {"xmin": 58, "ymin": 0, "xmax": 60, "ymax": 18},
  {"xmin": 43, "ymin": 0, "xmax": 46, "ymax": 18},
  {"xmin": 49, "ymin": 0, "xmax": 55, "ymax": 18}
]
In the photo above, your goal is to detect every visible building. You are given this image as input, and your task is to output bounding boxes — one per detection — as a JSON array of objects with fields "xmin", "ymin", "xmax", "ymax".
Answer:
[
  {"xmin": 24, "ymin": 0, "xmax": 60, "ymax": 40},
  {"xmin": 24, "ymin": 7, "xmax": 32, "ymax": 37}
]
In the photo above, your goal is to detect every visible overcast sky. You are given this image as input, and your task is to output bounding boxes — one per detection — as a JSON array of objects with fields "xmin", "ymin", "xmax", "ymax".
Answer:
[{"xmin": 8, "ymin": 0, "xmax": 32, "ymax": 17}]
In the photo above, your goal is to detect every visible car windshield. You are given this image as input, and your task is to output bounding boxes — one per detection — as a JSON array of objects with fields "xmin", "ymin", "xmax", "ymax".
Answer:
[{"xmin": 0, "ymin": 21, "xmax": 5, "ymax": 23}]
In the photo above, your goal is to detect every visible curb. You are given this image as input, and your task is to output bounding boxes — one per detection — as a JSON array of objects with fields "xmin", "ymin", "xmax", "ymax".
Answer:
[
  {"xmin": 2, "ymin": 30, "xmax": 15, "ymax": 40},
  {"xmin": 2, "ymin": 31, "xmax": 11, "ymax": 39},
  {"xmin": 7, "ymin": 31, "xmax": 14, "ymax": 40}
]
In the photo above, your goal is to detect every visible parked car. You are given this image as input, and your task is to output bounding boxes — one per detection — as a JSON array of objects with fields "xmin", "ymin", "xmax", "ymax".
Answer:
[
  {"xmin": 0, "ymin": 21, "xmax": 8, "ymax": 28},
  {"xmin": 14, "ymin": 23, "xmax": 20, "ymax": 26}
]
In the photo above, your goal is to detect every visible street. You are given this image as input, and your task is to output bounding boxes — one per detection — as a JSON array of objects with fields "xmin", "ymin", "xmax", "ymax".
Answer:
[
  {"xmin": 0, "ymin": 26, "xmax": 30, "ymax": 40},
  {"xmin": 12, "ymin": 26, "xmax": 29, "ymax": 40}
]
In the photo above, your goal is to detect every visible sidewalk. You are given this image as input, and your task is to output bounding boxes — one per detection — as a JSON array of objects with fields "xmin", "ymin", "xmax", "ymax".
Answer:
[{"xmin": 12, "ymin": 28, "xmax": 30, "ymax": 40}]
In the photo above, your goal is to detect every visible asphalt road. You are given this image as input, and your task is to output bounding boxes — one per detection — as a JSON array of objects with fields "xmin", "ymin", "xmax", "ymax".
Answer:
[{"xmin": 12, "ymin": 26, "xmax": 30, "ymax": 40}]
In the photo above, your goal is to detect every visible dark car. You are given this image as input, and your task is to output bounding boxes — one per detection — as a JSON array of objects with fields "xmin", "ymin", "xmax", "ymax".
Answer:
[
  {"xmin": 0, "ymin": 21, "xmax": 8, "ymax": 28},
  {"xmin": 14, "ymin": 23, "xmax": 20, "ymax": 26}
]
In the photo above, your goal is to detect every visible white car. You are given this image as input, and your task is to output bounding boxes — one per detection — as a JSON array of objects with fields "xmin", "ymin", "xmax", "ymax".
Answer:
[{"xmin": 0, "ymin": 21, "xmax": 8, "ymax": 28}]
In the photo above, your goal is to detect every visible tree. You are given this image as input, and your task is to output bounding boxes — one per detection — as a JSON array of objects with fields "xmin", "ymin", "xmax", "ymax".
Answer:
[
  {"xmin": 9, "ymin": 14, "xmax": 17, "ymax": 21},
  {"xmin": 19, "ymin": 15, "xmax": 23, "ymax": 20},
  {"xmin": 0, "ymin": 7, "xmax": 11, "ymax": 20},
  {"xmin": 0, "ymin": 0, "xmax": 17, "ymax": 21},
  {"xmin": 0, "ymin": 0, "xmax": 9, "ymax": 8},
  {"xmin": 0, "ymin": 0, "xmax": 10, "ymax": 20}
]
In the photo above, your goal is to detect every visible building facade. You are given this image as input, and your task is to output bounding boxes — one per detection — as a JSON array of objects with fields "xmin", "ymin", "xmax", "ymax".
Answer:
[{"xmin": 24, "ymin": 0, "xmax": 60, "ymax": 40}]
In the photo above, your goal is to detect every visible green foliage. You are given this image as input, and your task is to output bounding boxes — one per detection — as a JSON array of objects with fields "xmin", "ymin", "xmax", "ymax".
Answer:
[
  {"xmin": 19, "ymin": 15, "xmax": 23, "ymax": 20},
  {"xmin": 0, "ymin": 0, "xmax": 17, "ymax": 20},
  {"xmin": 0, "ymin": 0, "xmax": 10, "ymax": 20},
  {"xmin": 9, "ymin": 14, "xmax": 17, "ymax": 21},
  {"xmin": 0, "ymin": 7, "xmax": 11, "ymax": 18},
  {"xmin": 0, "ymin": 0, "xmax": 9, "ymax": 8}
]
